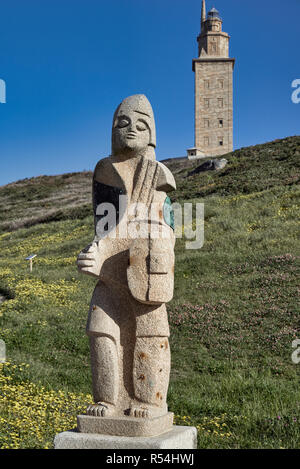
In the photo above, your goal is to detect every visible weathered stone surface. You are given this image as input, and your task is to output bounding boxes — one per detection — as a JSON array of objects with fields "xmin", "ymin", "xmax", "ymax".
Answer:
[
  {"xmin": 187, "ymin": 157, "xmax": 228, "ymax": 176},
  {"xmin": 214, "ymin": 158, "xmax": 228, "ymax": 170},
  {"xmin": 54, "ymin": 425, "xmax": 197, "ymax": 449},
  {"xmin": 77, "ymin": 412, "xmax": 173, "ymax": 437},
  {"xmin": 74, "ymin": 95, "xmax": 179, "ymax": 437}
]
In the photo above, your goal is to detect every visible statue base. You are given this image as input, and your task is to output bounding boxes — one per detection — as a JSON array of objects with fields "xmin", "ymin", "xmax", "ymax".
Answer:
[
  {"xmin": 77, "ymin": 412, "xmax": 173, "ymax": 437},
  {"xmin": 54, "ymin": 425, "xmax": 197, "ymax": 449}
]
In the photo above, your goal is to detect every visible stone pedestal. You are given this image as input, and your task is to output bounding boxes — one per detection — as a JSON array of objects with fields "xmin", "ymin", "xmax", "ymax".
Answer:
[
  {"xmin": 54, "ymin": 425, "xmax": 197, "ymax": 449},
  {"xmin": 77, "ymin": 413, "xmax": 173, "ymax": 438}
]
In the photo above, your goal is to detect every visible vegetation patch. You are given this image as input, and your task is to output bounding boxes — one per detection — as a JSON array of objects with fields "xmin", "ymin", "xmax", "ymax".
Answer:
[{"xmin": 0, "ymin": 136, "xmax": 299, "ymax": 448}]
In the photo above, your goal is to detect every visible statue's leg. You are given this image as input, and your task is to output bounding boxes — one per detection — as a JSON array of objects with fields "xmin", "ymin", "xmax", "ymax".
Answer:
[
  {"xmin": 86, "ymin": 335, "xmax": 119, "ymax": 417},
  {"xmin": 130, "ymin": 336, "xmax": 170, "ymax": 418}
]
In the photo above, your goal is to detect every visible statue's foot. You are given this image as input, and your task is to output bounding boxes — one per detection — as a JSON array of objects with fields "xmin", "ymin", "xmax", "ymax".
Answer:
[
  {"xmin": 86, "ymin": 402, "xmax": 115, "ymax": 417},
  {"xmin": 129, "ymin": 406, "xmax": 150, "ymax": 418}
]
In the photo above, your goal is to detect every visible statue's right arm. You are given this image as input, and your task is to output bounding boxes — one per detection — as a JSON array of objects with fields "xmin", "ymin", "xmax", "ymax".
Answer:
[
  {"xmin": 76, "ymin": 241, "xmax": 101, "ymax": 278},
  {"xmin": 77, "ymin": 156, "xmax": 122, "ymax": 278},
  {"xmin": 76, "ymin": 158, "xmax": 108, "ymax": 278}
]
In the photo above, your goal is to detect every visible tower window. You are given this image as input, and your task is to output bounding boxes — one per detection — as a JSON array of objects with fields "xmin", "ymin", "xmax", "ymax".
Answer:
[
  {"xmin": 219, "ymin": 137, "xmax": 224, "ymax": 146},
  {"xmin": 218, "ymin": 79, "xmax": 224, "ymax": 89},
  {"xmin": 204, "ymin": 79, "xmax": 210, "ymax": 89},
  {"xmin": 204, "ymin": 98, "xmax": 210, "ymax": 109},
  {"xmin": 218, "ymin": 98, "xmax": 223, "ymax": 108},
  {"xmin": 219, "ymin": 119, "xmax": 223, "ymax": 128},
  {"xmin": 204, "ymin": 118, "xmax": 210, "ymax": 128}
]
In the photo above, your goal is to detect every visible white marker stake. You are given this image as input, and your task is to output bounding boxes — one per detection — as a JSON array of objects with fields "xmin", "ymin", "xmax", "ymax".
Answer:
[{"xmin": 25, "ymin": 254, "xmax": 37, "ymax": 272}]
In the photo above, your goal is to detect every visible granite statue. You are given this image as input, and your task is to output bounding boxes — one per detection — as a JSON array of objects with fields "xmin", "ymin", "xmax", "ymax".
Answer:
[{"xmin": 76, "ymin": 94, "xmax": 176, "ymax": 437}]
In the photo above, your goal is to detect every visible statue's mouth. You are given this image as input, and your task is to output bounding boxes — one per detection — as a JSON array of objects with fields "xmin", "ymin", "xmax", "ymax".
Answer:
[{"xmin": 126, "ymin": 132, "xmax": 137, "ymax": 139}]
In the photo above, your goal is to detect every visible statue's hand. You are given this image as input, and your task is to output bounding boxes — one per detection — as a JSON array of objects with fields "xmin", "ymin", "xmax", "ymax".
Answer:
[{"xmin": 76, "ymin": 242, "xmax": 101, "ymax": 278}]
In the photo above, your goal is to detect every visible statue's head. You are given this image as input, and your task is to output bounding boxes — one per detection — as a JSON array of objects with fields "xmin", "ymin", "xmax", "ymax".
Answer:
[{"xmin": 111, "ymin": 94, "xmax": 156, "ymax": 159}]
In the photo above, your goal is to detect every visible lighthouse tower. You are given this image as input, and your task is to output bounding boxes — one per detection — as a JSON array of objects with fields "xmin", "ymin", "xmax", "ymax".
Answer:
[{"xmin": 187, "ymin": 1, "xmax": 235, "ymax": 159}]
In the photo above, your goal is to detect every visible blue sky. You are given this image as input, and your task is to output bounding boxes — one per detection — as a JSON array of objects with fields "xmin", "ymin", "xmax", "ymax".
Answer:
[{"xmin": 0, "ymin": 0, "xmax": 299, "ymax": 186}]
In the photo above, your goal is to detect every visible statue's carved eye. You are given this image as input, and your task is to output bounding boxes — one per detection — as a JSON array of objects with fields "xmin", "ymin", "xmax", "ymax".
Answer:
[
  {"xmin": 118, "ymin": 117, "xmax": 130, "ymax": 128},
  {"xmin": 136, "ymin": 120, "xmax": 147, "ymax": 131}
]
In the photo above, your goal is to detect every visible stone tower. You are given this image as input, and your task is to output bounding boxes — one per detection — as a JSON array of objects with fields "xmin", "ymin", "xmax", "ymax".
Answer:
[{"xmin": 187, "ymin": 1, "xmax": 235, "ymax": 159}]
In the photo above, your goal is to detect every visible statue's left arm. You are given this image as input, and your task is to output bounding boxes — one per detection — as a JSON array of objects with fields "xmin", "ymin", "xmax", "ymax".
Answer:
[{"xmin": 127, "ymin": 162, "xmax": 176, "ymax": 305}]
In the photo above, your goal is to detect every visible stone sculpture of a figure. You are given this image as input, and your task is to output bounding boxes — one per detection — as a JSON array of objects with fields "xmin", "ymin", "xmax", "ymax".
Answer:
[{"xmin": 77, "ymin": 95, "xmax": 176, "ymax": 433}]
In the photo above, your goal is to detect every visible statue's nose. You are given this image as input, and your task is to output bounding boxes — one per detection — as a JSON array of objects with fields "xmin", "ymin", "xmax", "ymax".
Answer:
[{"xmin": 128, "ymin": 122, "xmax": 137, "ymax": 133}]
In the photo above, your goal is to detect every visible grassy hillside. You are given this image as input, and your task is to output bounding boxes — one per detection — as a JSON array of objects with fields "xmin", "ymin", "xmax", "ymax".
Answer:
[
  {"xmin": 0, "ymin": 172, "xmax": 92, "ymax": 232},
  {"xmin": 0, "ymin": 136, "xmax": 299, "ymax": 448},
  {"xmin": 1, "ymin": 135, "xmax": 299, "ymax": 232}
]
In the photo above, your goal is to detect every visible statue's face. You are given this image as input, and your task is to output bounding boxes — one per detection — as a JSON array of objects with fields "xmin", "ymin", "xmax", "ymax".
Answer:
[{"xmin": 112, "ymin": 110, "xmax": 151, "ymax": 156}]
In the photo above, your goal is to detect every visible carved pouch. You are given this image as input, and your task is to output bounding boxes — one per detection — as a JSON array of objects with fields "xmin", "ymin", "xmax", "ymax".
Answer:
[{"xmin": 127, "ymin": 238, "xmax": 174, "ymax": 305}]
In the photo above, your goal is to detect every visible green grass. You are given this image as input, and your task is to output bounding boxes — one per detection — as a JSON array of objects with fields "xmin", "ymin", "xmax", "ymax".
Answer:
[{"xmin": 0, "ymin": 136, "xmax": 299, "ymax": 448}]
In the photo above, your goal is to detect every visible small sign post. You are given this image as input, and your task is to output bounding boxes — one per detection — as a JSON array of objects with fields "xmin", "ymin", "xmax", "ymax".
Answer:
[{"xmin": 25, "ymin": 254, "xmax": 37, "ymax": 272}]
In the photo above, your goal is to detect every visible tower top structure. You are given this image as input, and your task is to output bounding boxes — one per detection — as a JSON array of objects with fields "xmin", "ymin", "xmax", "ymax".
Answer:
[
  {"xmin": 207, "ymin": 7, "xmax": 221, "ymax": 21},
  {"xmin": 196, "ymin": 3, "xmax": 230, "ymax": 59}
]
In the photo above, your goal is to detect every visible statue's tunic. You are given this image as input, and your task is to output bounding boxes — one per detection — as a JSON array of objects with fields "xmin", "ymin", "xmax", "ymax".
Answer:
[{"xmin": 86, "ymin": 156, "xmax": 175, "ymax": 340}]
